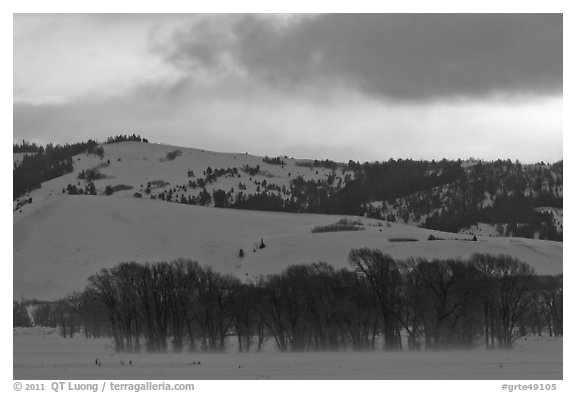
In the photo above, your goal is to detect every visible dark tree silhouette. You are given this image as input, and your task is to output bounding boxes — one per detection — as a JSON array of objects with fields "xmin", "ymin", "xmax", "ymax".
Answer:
[{"xmin": 38, "ymin": 253, "xmax": 559, "ymax": 353}]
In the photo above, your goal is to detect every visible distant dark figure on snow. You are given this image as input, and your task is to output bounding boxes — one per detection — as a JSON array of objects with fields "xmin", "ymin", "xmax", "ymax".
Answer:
[
  {"xmin": 259, "ymin": 238, "xmax": 266, "ymax": 249},
  {"xmin": 472, "ymin": 235, "xmax": 477, "ymax": 241},
  {"xmin": 239, "ymin": 249, "xmax": 244, "ymax": 258}
]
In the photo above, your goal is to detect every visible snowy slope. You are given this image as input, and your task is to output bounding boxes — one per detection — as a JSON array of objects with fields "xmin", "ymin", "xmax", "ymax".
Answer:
[
  {"xmin": 14, "ymin": 142, "xmax": 352, "ymax": 207},
  {"xmin": 14, "ymin": 195, "xmax": 562, "ymax": 300},
  {"xmin": 13, "ymin": 142, "xmax": 563, "ymax": 300}
]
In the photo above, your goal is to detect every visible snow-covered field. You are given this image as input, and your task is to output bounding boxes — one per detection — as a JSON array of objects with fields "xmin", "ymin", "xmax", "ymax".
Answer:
[{"xmin": 13, "ymin": 327, "xmax": 562, "ymax": 380}]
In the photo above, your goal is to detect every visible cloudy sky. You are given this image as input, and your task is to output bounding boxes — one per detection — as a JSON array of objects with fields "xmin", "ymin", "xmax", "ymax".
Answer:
[{"xmin": 13, "ymin": 14, "xmax": 563, "ymax": 162}]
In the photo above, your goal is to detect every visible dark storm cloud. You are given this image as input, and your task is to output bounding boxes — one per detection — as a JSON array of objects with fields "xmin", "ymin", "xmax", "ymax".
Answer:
[
  {"xmin": 163, "ymin": 14, "xmax": 562, "ymax": 100},
  {"xmin": 12, "ymin": 14, "xmax": 563, "ymax": 164},
  {"xmin": 159, "ymin": 16, "xmax": 233, "ymax": 69}
]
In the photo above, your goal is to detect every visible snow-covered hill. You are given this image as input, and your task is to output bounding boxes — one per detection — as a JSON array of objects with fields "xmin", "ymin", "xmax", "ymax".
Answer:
[
  {"xmin": 14, "ymin": 142, "xmax": 352, "ymax": 207},
  {"xmin": 13, "ymin": 142, "xmax": 563, "ymax": 300},
  {"xmin": 14, "ymin": 194, "xmax": 562, "ymax": 300}
]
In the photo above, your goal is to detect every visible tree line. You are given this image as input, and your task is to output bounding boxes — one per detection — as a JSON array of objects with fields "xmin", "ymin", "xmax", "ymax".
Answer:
[
  {"xmin": 13, "ymin": 140, "xmax": 99, "ymax": 199},
  {"xmin": 22, "ymin": 251, "xmax": 562, "ymax": 353},
  {"xmin": 13, "ymin": 140, "xmax": 43, "ymax": 153},
  {"xmin": 423, "ymin": 192, "xmax": 562, "ymax": 241},
  {"xmin": 105, "ymin": 134, "xmax": 149, "ymax": 144},
  {"xmin": 13, "ymin": 135, "xmax": 149, "ymax": 199},
  {"xmin": 169, "ymin": 159, "xmax": 562, "ymax": 241}
]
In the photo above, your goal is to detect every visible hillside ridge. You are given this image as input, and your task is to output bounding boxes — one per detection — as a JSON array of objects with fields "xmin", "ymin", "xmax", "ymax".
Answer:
[{"xmin": 14, "ymin": 139, "xmax": 563, "ymax": 241}]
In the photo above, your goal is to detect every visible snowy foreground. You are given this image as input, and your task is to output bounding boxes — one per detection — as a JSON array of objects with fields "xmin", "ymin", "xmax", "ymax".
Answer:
[{"xmin": 13, "ymin": 328, "xmax": 562, "ymax": 380}]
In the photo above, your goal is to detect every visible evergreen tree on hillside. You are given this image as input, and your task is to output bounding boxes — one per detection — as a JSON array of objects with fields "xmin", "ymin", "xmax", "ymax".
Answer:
[
  {"xmin": 199, "ymin": 188, "xmax": 212, "ymax": 206},
  {"xmin": 213, "ymin": 189, "xmax": 228, "ymax": 208},
  {"xmin": 13, "ymin": 139, "xmax": 98, "ymax": 199}
]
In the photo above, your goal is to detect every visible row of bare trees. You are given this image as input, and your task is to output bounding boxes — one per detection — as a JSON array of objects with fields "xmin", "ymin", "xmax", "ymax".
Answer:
[
  {"xmin": 348, "ymin": 250, "xmax": 562, "ymax": 350},
  {"xmin": 29, "ymin": 251, "xmax": 562, "ymax": 352}
]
